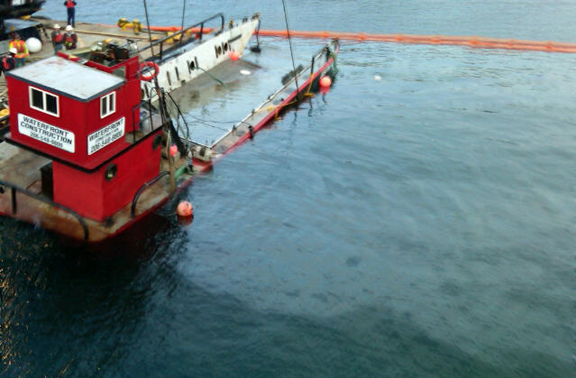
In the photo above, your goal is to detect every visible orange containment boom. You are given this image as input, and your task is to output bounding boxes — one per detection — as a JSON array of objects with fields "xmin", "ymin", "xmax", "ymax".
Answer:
[
  {"xmin": 256, "ymin": 30, "xmax": 576, "ymax": 53},
  {"xmin": 122, "ymin": 23, "xmax": 576, "ymax": 53}
]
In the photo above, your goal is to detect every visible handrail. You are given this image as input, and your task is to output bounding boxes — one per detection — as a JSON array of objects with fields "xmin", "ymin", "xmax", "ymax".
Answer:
[
  {"xmin": 130, "ymin": 95, "xmax": 164, "ymax": 141},
  {"xmin": 137, "ymin": 13, "xmax": 225, "ymax": 58},
  {"xmin": 211, "ymin": 39, "xmax": 340, "ymax": 148},
  {"xmin": 165, "ymin": 91, "xmax": 191, "ymax": 141},
  {"xmin": 130, "ymin": 171, "xmax": 170, "ymax": 218},
  {"xmin": 0, "ymin": 179, "xmax": 89, "ymax": 241}
]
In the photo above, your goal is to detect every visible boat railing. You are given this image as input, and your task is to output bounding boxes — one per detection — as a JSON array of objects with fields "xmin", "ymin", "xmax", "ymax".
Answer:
[
  {"xmin": 137, "ymin": 13, "xmax": 225, "ymax": 62},
  {"xmin": 210, "ymin": 39, "xmax": 340, "ymax": 148},
  {"xmin": 128, "ymin": 93, "xmax": 166, "ymax": 143},
  {"xmin": 131, "ymin": 89, "xmax": 191, "ymax": 153},
  {"xmin": 261, "ymin": 39, "xmax": 339, "ymax": 107},
  {"xmin": 0, "ymin": 179, "xmax": 89, "ymax": 241},
  {"xmin": 130, "ymin": 171, "xmax": 170, "ymax": 218}
]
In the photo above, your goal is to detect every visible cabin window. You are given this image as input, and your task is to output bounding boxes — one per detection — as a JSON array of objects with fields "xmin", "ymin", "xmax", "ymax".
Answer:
[
  {"xmin": 29, "ymin": 87, "xmax": 59, "ymax": 117},
  {"xmin": 100, "ymin": 92, "xmax": 116, "ymax": 118}
]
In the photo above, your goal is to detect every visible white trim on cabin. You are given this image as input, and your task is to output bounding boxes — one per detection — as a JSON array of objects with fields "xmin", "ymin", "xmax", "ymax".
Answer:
[
  {"xmin": 100, "ymin": 91, "xmax": 116, "ymax": 119},
  {"xmin": 29, "ymin": 86, "xmax": 60, "ymax": 118}
]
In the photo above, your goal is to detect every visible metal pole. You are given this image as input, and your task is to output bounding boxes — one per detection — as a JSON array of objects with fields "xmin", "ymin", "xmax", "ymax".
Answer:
[
  {"xmin": 281, "ymin": 0, "xmax": 300, "ymax": 92},
  {"xmin": 143, "ymin": 0, "xmax": 155, "ymax": 58},
  {"xmin": 180, "ymin": 0, "xmax": 186, "ymax": 47}
]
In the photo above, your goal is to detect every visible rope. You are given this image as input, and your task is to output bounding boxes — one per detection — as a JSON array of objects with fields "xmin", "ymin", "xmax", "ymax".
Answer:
[
  {"xmin": 304, "ymin": 74, "xmax": 315, "ymax": 97},
  {"xmin": 195, "ymin": 66, "xmax": 228, "ymax": 89},
  {"xmin": 165, "ymin": 92, "xmax": 192, "ymax": 141},
  {"xmin": 187, "ymin": 118, "xmax": 229, "ymax": 132},
  {"xmin": 329, "ymin": 50, "xmax": 338, "ymax": 74},
  {"xmin": 281, "ymin": 0, "xmax": 300, "ymax": 91}
]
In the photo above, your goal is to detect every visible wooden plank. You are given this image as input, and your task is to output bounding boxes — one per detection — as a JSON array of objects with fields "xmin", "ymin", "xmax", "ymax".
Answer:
[{"xmin": 0, "ymin": 147, "xmax": 49, "ymax": 189}]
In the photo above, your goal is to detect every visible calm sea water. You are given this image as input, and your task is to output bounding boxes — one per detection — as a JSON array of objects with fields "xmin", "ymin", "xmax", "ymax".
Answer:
[{"xmin": 1, "ymin": 1, "xmax": 575, "ymax": 377}]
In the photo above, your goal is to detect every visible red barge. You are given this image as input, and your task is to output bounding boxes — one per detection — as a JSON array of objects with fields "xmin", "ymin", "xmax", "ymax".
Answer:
[{"xmin": 0, "ymin": 36, "xmax": 339, "ymax": 242}]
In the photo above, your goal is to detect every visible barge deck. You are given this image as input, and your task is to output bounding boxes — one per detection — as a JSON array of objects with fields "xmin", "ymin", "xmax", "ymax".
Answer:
[{"xmin": 0, "ymin": 20, "xmax": 338, "ymax": 242}]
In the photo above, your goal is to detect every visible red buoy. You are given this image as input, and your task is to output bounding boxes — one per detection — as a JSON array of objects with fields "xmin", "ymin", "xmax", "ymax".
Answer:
[
  {"xmin": 177, "ymin": 201, "xmax": 194, "ymax": 217},
  {"xmin": 229, "ymin": 51, "xmax": 239, "ymax": 61},
  {"xmin": 319, "ymin": 76, "xmax": 332, "ymax": 88},
  {"xmin": 170, "ymin": 145, "xmax": 178, "ymax": 156}
]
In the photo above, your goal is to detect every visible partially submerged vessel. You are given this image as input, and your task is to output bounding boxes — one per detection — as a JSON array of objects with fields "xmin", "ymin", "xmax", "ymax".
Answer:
[
  {"xmin": 0, "ymin": 10, "xmax": 339, "ymax": 242},
  {"xmin": 138, "ymin": 13, "xmax": 260, "ymax": 99}
]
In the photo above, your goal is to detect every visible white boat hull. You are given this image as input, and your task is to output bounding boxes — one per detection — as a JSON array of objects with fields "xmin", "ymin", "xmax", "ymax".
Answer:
[{"xmin": 142, "ymin": 18, "xmax": 259, "ymax": 99}]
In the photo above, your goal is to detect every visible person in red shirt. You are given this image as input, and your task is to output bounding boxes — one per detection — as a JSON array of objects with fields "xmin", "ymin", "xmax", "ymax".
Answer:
[
  {"xmin": 51, "ymin": 24, "xmax": 64, "ymax": 53},
  {"xmin": 64, "ymin": 0, "xmax": 77, "ymax": 27}
]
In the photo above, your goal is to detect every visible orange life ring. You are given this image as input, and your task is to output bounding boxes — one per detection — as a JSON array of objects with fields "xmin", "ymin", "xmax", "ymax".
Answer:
[{"xmin": 140, "ymin": 61, "xmax": 159, "ymax": 82}]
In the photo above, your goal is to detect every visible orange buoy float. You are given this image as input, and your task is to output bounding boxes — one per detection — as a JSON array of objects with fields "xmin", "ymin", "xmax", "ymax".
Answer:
[
  {"xmin": 170, "ymin": 144, "xmax": 178, "ymax": 156},
  {"xmin": 229, "ymin": 50, "xmax": 239, "ymax": 61},
  {"xmin": 177, "ymin": 201, "xmax": 194, "ymax": 217},
  {"xmin": 319, "ymin": 76, "xmax": 332, "ymax": 88},
  {"xmin": 319, "ymin": 76, "xmax": 332, "ymax": 94},
  {"xmin": 140, "ymin": 61, "xmax": 159, "ymax": 81}
]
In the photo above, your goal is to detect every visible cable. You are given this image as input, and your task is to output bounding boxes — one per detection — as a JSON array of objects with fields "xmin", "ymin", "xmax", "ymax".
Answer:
[
  {"xmin": 143, "ymin": 0, "xmax": 155, "ymax": 58},
  {"xmin": 281, "ymin": 0, "xmax": 300, "ymax": 91},
  {"xmin": 195, "ymin": 66, "xmax": 228, "ymax": 88},
  {"xmin": 180, "ymin": 0, "xmax": 186, "ymax": 48}
]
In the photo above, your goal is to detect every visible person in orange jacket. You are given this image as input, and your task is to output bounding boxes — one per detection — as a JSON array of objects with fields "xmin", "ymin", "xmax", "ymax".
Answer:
[
  {"xmin": 9, "ymin": 33, "xmax": 28, "ymax": 67},
  {"xmin": 64, "ymin": 0, "xmax": 77, "ymax": 27}
]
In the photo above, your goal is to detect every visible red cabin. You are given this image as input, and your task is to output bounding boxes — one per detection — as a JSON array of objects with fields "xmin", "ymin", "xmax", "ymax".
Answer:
[{"xmin": 5, "ymin": 54, "xmax": 163, "ymax": 221}]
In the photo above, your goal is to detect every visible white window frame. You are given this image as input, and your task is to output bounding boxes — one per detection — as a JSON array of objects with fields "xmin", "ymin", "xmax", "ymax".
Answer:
[
  {"xmin": 100, "ymin": 92, "xmax": 116, "ymax": 119},
  {"xmin": 29, "ymin": 87, "xmax": 59, "ymax": 117}
]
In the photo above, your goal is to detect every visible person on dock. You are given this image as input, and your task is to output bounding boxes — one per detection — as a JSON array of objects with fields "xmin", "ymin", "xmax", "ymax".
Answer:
[
  {"xmin": 64, "ymin": 0, "xmax": 77, "ymax": 28},
  {"xmin": 51, "ymin": 24, "xmax": 64, "ymax": 53},
  {"xmin": 64, "ymin": 25, "xmax": 77, "ymax": 50},
  {"xmin": 2, "ymin": 48, "xmax": 17, "ymax": 74},
  {"xmin": 9, "ymin": 33, "xmax": 28, "ymax": 68}
]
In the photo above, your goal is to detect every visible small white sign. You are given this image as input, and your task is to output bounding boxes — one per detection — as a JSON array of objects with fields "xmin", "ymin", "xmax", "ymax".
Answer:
[
  {"xmin": 87, "ymin": 117, "xmax": 125, "ymax": 155},
  {"xmin": 18, "ymin": 114, "xmax": 75, "ymax": 153}
]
